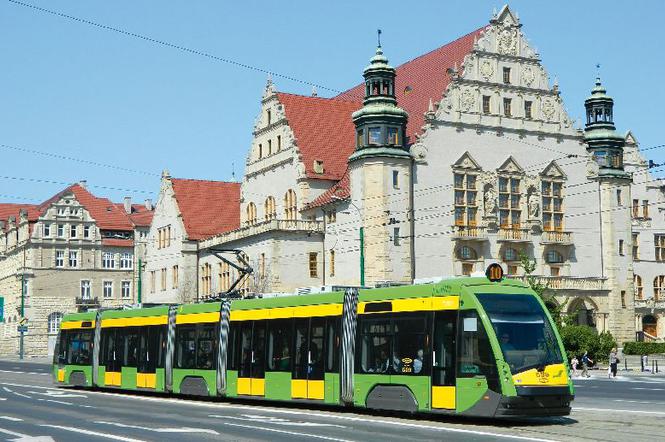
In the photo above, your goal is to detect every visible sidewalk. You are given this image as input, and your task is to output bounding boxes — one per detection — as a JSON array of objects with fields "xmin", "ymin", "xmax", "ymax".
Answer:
[{"xmin": 0, "ymin": 356, "xmax": 51, "ymax": 365}]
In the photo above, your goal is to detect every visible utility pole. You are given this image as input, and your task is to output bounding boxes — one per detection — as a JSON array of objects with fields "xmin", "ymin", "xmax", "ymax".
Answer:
[
  {"xmin": 19, "ymin": 245, "xmax": 25, "ymax": 360},
  {"xmin": 359, "ymin": 226, "xmax": 365, "ymax": 287},
  {"xmin": 137, "ymin": 258, "xmax": 143, "ymax": 305}
]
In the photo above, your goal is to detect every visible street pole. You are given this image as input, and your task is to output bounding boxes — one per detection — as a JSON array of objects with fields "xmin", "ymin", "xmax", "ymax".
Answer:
[
  {"xmin": 359, "ymin": 226, "xmax": 365, "ymax": 287},
  {"xmin": 19, "ymin": 247, "xmax": 25, "ymax": 360},
  {"xmin": 137, "ymin": 258, "xmax": 143, "ymax": 305}
]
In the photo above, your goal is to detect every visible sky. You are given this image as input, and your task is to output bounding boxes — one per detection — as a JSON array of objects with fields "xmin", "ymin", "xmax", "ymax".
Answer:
[{"xmin": 1, "ymin": 0, "xmax": 664, "ymax": 205}]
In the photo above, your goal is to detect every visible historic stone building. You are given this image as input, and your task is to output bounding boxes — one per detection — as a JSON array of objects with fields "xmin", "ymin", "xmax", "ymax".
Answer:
[
  {"xmin": 0, "ymin": 183, "xmax": 153, "ymax": 356},
  {"xmin": 150, "ymin": 6, "xmax": 664, "ymax": 344}
]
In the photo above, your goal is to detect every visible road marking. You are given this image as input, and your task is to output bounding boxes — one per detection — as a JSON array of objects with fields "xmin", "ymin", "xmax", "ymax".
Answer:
[
  {"xmin": 94, "ymin": 421, "xmax": 219, "ymax": 435},
  {"xmin": 0, "ymin": 398, "xmax": 6, "ymax": 401},
  {"xmin": 0, "ymin": 426, "xmax": 32, "ymax": 438},
  {"xmin": 632, "ymin": 387, "xmax": 665, "ymax": 391},
  {"xmin": 218, "ymin": 421, "xmax": 355, "ymax": 442},
  {"xmin": 28, "ymin": 390, "xmax": 87, "ymax": 398},
  {"xmin": 0, "ymin": 369, "xmax": 49, "ymax": 376},
  {"xmin": 0, "ymin": 416, "xmax": 23, "ymax": 422},
  {"xmin": 613, "ymin": 399, "xmax": 665, "ymax": 405},
  {"xmin": 39, "ymin": 425, "xmax": 147, "ymax": 442},
  {"xmin": 36, "ymin": 398, "xmax": 73, "ymax": 406},
  {"xmin": 3, "ymin": 386, "xmax": 32, "ymax": 399},
  {"xmin": 575, "ymin": 407, "xmax": 665, "ymax": 416},
  {"xmin": 220, "ymin": 414, "xmax": 346, "ymax": 428}
]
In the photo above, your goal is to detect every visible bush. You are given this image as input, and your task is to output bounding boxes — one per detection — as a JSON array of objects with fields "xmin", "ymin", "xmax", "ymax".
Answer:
[
  {"xmin": 623, "ymin": 342, "xmax": 665, "ymax": 355},
  {"xmin": 559, "ymin": 325, "xmax": 617, "ymax": 363}
]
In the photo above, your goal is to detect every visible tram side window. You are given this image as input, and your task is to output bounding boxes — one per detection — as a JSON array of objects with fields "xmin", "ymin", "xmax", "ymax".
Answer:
[
  {"xmin": 67, "ymin": 330, "xmax": 92, "ymax": 365},
  {"xmin": 393, "ymin": 313, "xmax": 430, "ymax": 375},
  {"xmin": 228, "ymin": 324, "xmax": 238, "ymax": 371},
  {"xmin": 457, "ymin": 310, "xmax": 500, "ymax": 393},
  {"xmin": 55, "ymin": 330, "xmax": 67, "ymax": 364},
  {"xmin": 99, "ymin": 329, "xmax": 114, "ymax": 366},
  {"xmin": 120, "ymin": 327, "xmax": 139, "ymax": 367},
  {"xmin": 357, "ymin": 317, "xmax": 392, "ymax": 374},
  {"xmin": 433, "ymin": 311, "xmax": 456, "ymax": 387},
  {"xmin": 197, "ymin": 323, "xmax": 216, "ymax": 370},
  {"xmin": 138, "ymin": 326, "xmax": 164, "ymax": 372},
  {"xmin": 176, "ymin": 325, "xmax": 197, "ymax": 369},
  {"xmin": 268, "ymin": 319, "xmax": 293, "ymax": 372},
  {"xmin": 326, "ymin": 317, "xmax": 340, "ymax": 373}
]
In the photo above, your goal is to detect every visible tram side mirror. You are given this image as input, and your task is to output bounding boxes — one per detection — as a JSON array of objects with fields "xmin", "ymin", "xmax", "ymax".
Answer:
[{"xmin": 463, "ymin": 317, "xmax": 477, "ymax": 332}]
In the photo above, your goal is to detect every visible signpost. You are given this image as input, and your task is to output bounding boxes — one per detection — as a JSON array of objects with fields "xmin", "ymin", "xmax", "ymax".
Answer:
[{"xmin": 17, "ymin": 325, "xmax": 28, "ymax": 333}]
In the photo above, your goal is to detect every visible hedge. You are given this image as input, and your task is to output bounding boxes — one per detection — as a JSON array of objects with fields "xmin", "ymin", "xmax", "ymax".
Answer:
[
  {"xmin": 623, "ymin": 342, "xmax": 665, "ymax": 355},
  {"xmin": 559, "ymin": 325, "xmax": 616, "ymax": 362}
]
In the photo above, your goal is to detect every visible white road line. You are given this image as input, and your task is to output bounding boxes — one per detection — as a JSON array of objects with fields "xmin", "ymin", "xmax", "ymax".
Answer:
[
  {"xmin": 0, "ymin": 369, "xmax": 49, "ymax": 376},
  {"xmin": 575, "ymin": 407, "xmax": 665, "ymax": 416},
  {"xmin": 219, "ymin": 421, "xmax": 355, "ymax": 442},
  {"xmin": 3, "ymin": 386, "xmax": 32, "ymax": 399},
  {"xmin": 94, "ymin": 421, "xmax": 219, "ymax": 435},
  {"xmin": 0, "ymin": 398, "xmax": 6, "ymax": 401},
  {"xmin": 0, "ymin": 426, "xmax": 32, "ymax": 438},
  {"xmin": 613, "ymin": 399, "xmax": 665, "ymax": 405},
  {"xmin": 0, "ymin": 416, "xmax": 23, "ymax": 422},
  {"xmin": 36, "ymin": 398, "xmax": 74, "ymax": 406},
  {"xmin": 39, "ymin": 424, "xmax": 147, "ymax": 442},
  {"xmin": 632, "ymin": 387, "xmax": 665, "ymax": 391}
]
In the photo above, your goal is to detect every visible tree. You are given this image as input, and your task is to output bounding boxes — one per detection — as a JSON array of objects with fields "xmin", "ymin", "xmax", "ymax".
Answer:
[{"xmin": 518, "ymin": 252, "xmax": 566, "ymax": 328}]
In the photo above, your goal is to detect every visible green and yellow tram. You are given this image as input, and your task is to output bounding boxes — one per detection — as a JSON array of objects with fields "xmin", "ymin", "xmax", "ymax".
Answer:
[{"xmin": 53, "ymin": 266, "xmax": 573, "ymax": 417}]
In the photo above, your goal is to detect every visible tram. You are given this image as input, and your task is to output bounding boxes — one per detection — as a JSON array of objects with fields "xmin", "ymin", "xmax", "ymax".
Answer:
[{"xmin": 53, "ymin": 264, "xmax": 573, "ymax": 417}]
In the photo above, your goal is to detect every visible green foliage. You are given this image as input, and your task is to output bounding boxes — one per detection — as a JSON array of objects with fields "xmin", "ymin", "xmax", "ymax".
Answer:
[
  {"xmin": 598, "ymin": 331, "xmax": 618, "ymax": 362},
  {"xmin": 623, "ymin": 342, "xmax": 665, "ymax": 355},
  {"xmin": 559, "ymin": 326, "xmax": 617, "ymax": 362}
]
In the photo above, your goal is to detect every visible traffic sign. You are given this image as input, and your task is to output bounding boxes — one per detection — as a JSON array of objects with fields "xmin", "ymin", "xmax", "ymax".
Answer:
[
  {"xmin": 17, "ymin": 325, "xmax": 28, "ymax": 333},
  {"xmin": 19, "ymin": 317, "xmax": 28, "ymax": 326}
]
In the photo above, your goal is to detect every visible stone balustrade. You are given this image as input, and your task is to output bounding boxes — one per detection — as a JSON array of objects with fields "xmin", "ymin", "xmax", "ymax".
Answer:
[
  {"xmin": 201, "ymin": 219, "xmax": 324, "ymax": 249},
  {"xmin": 541, "ymin": 230, "xmax": 573, "ymax": 244},
  {"xmin": 508, "ymin": 275, "xmax": 608, "ymax": 291},
  {"xmin": 498, "ymin": 228, "xmax": 531, "ymax": 242},
  {"xmin": 451, "ymin": 225, "xmax": 488, "ymax": 240}
]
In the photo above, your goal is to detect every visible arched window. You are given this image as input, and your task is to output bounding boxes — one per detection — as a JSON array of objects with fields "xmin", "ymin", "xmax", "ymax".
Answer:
[
  {"xmin": 48, "ymin": 312, "xmax": 63, "ymax": 334},
  {"xmin": 634, "ymin": 274, "xmax": 643, "ymax": 299},
  {"xmin": 643, "ymin": 315, "xmax": 658, "ymax": 337},
  {"xmin": 284, "ymin": 189, "xmax": 297, "ymax": 220},
  {"xmin": 655, "ymin": 276, "xmax": 665, "ymax": 300},
  {"xmin": 503, "ymin": 247, "xmax": 519, "ymax": 262},
  {"xmin": 545, "ymin": 250, "xmax": 564, "ymax": 264},
  {"xmin": 264, "ymin": 196, "xmax": 276, "ymax": 221},
  {"xmin": 246, "ymin": 203, "xmax": 257, "ymax": 225},
  {"xmin": 457, "ymin": 245, "xmax": 478, "ymax": 261}
]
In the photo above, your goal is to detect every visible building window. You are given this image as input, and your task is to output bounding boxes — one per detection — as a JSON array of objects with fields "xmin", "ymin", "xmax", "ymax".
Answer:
[
  {"xmin": 157, "ymin": 226, "xmax": 171, "ymax": 249},
  {"xmin": 258, "ymin": 143, "xmax": 263, "ymax": 159},
  {"xmin": 246, "ymin": 202, "xmax": 257, "ymax": 225},
  {"xmin": 392, "ymin": 170, "xmax": 399, "ymax": 189},
  {"xmin": 220, "ymin": 262, "xmax": 230, "ymax": 292},
  {"xmin": 172, "ymin": 265, "xmax": 179, "ymax": 289},
  {"xmin": 70, "ymin": 224, "xmax": 77, "ymax": 238},
  {"xmin": 357, "ymin": 130, "xmax": 364, "ymax": 147},
  {"xmin": 632, "ymin": 199, "xmax": 640, "ymax": 218},
  {"xmin": 103, "ymin": 281, "xmax": 113, "ymax": 299},
  {"xmin": 259, "ymin": 253, "xmax": 266, "ymax": 279},
  {"xmin": 458, "ymin": 245, "xmax": 478, "ymax": 261},
  {"xmin": 201, "ymin": 263, "xmax": 212, "ymax": 295},
  {"xmin": 542, "ymin": 180, "xmax": 563, "ymax": 231},
  {"xmin": 503, "ymin": 247, "xmax": 519, "ymax": 262},
  {"xmin": 57, "ymin": 224, "xmax": 64, "ymax": 238},
  {"xmin": 268, "ymin": 139, "xmax": 272, "ymax": 156},
  {"xmin": 368, "ymin": 127, "xmax": 381, "ymax": 145},
  {"xmin": 265, "ymin": 196, "xmax": 276, "ymax": 221},
  {"xmin": 635, "ymin": 275, "xmax": 643, "ymax": 299},
  {"xmin": 161, "ymin": 268, "xmax": 167, "ymax": 291},
  {"xmin": 503, "ymin": 67, "xmax": 511, "ymax": 84},
  {"xmin": 507, "ymin": 265, "xmax": 518, "ymax": 275},
  {"xmin": 621, "ymin": 290, "xmax": 626, "ymax": 308},
  {"xmin": 499, "ymin": 176, "xmax": 521, "ymax": 229},
  {"xmin": 277, "ymin": 135, "xmax": 282, "ymax": 151},
  {"xmin": 80, "ymin": 280, "xmax": 91, "ymax": 300},
  {"xmin": 632, "ymin": 233, "xmax": 639, "ymax": 260},
  {"xmin": 454, "ymin": 172, "xmax": 477, "ymax": 226},
  {"xmin": 656, "ymin": 235, "xmax": 665, "ymax": 261},
  {"xmin": 55, "ymin": 250, "xmax": 65, "ymax": 268},
  {"xmin": 43, "ymin": 224, "xmax": 51, "ymax": 237},
  {"xmin": 656, "ymin": 276, "xmax": 665, "ymax": 300},
  {"xmin": 121, "ymin": 281, "xmax": 131, "ymax": 300},
  {"xmin": 83, "ymin": 225, "xmax": 91, "ymax": 238},
  {"xmin": 393, "ymin": 227, "xmax": 400, "ymax": 246},
  {"xmin": 102, "ymin": 252, "xmax": 115, "ymax": 269},
  {"xmin": 47, "ymin": 312, "xmax": 63, "ymax": 334},
  {"xmin": 150, "ymin": 271, "xmax": 156, "ymax": 293},
  {"xmin": 284, "ymin": 189, "xmax": 297, "ymax": 220},
  {"xmin": 309, "ymin": 252, "xmax": 318, "ymax": 278},
  {"xmin": 482, "ymin": 95, "xmax": 491, "ymax": 114},
  {"xmin": 462, "ymin": 263, "xmax": 474, "ymax": 276},
  {"xmin": 266, "ymin": 109, "xmax": 271, "ymax": 125},
  {"xmin": 546, "ymin": 250, "xmax": 564, "ymax": 264},
  {"xmin": 503, "ymin": 98, "xmax": 512, "ymax": 117},
  {"xmin": 619, "ymin": 239, "xmax": 625, "ymax": 256},
  {"xmin": 69, "ymin": 251, "xmax": 78, "ymax": 268},
  {"xmin": 616, "ymin": 189, "xmax": 622, "ymax": 206},
  {"xmin": 330, "ymin": 250, "xmax": 335, "ymax": 277},
  {"xmin": 387, "ymin": 127, "xmax": 399, "ymax": 145},
  {"xmin": 57, "ymin": 207, "xmax": 66, "ymax": 216},
  {"xmin": 524, "ymin": 100, "xmax": 532, "ymax": 119},
  {"xmin": 120, "ymin": 252, "xmax": 133, "ymax": 269},
  {"xmin": 643, "ymin": 200, "xmax": 650, "ymax": 218},
  {"xmin": 326, "ymin": 209, "xmax": 337, "ymax": 224},
  {"xmin": 550, "ymin": 266, "xmax": 560, "ymax": 277}
]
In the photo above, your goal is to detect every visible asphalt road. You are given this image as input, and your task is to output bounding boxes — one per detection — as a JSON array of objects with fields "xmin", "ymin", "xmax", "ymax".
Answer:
[{"xmin": 1, "ymin": 360, "xmax": 664, "ymax": 441}]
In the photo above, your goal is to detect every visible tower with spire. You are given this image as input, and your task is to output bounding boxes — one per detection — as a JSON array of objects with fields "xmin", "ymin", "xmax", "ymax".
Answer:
[
  {"xmin": 583, "ymin": 76, "xmax": 635, "ymax": 344},
  {"xmin": 348, "ymin": 39, "xmax": 413, "ymax": 286}
]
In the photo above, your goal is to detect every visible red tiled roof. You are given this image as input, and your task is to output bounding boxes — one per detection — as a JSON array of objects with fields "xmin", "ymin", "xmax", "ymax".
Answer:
[
  {"xmin": 277, "ymin": 93, "xmax": 359, "ymax": 181},
  {"xmin": 113, "ymin": 203, "xmax": 155, "ymax": 227},
  {"xmin": 306, "ymin": 170, "xmax": 350, "ymax": 210},
  {"xmin": 336, "ymin": 27, "xmax": 485, "ymax": 141},
  {"xmin": 66, "ymin": 184, "xmax": 135, "ymax": 230},
  {"xmin": 0, "ymin": 203, "xmax": 39, "ymax": 231},
  {"xmin": 102, "ymin": 238, "xmax": 133, "ymax": 247},
  {"xmin": 171, "ymin": 178, "xmax": 241, "ymax": 240}
]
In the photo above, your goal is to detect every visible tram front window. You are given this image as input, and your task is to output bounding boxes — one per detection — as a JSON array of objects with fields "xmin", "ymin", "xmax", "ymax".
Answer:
[{"xmin": 477, "ymin": 294, "xmax": 563, "ymax": 373}]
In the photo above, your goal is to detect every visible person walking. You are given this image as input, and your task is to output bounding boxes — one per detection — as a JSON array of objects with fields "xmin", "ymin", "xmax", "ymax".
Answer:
[
  {"xmin": 581, "ymin": 352, "xmax": 593, "ymax": 378},
  {"xmin": 609, "ymin": 347, "xmax": 619, "ymax": 378},
  {"xmin": 570, "ymin": 356, "xmax": 579, "ymax": 377}
]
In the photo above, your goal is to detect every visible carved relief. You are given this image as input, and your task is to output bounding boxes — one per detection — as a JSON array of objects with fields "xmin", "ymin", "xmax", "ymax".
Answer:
[
  {"xmin": 541, "ymin": 98, "xmax": 556, "ymax": 121},
  {"xmin": 527, "ymin": 186, "xmax": 540, "ymax": 218},
  {"xmin": 411, "ymin": 143, "xmax": 428, "ymax": 163},
  {"xmin": 460, "ymin": 89, "xmax": 476, "ymax": 112},
  {"xmin": 483, "ymin": 183, "xmax": 497, "ymax": 216},
  {"xmin": 522, "ymin": 66, "xmax": 535, "ymax": 87},
  {"xmin": 497, "ymin": 27, "xmax": 518, "ymax": 55},
  {"xmin": 480, "ymin": 60, "xmax": 494, "ymax": 81}
]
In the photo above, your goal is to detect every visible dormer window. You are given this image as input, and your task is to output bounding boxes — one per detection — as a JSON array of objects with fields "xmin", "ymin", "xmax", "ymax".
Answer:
[
  {"xmin": 503, "ymin": 67, "xmax": 511, "ymax": 84},
  {"xmin": 357, "ymin": 130, "xmax": 364, "ymax": 147},
  {"xmin": 368, "ymin": 127, "xmax": 381, "ymax": 145},
  {"xmin": 387, "ymin": 127, "xmax": 399, "ymax": 145}
]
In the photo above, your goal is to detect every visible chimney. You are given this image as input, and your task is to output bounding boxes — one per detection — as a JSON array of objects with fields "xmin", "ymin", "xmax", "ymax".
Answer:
[
  {"xmin": 144, "ymin": 199, "xmax": 153, "ymax": 211},
  {"xmin": 123, "ymin": 196, "xmax": 132, "ymax": 214},
  {"xmin": 79, "ymin": 180, "xmax": 87, "ymax": 189}
]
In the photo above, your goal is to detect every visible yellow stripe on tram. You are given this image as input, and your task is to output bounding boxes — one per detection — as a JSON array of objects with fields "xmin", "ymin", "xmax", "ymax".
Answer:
[
  {"xmin": 60, "ymin": 320, "xmax": 95, "ymax": 330},
  {"xmin": 175, "ymin": 312, "xmax": 220, "ymax": 325},
  {"xmin": 359, "ymin": 295, "xmax": 459, "ymax": 314},
  {"xmin": 230, "ymin": 303, "xmax": 343, "ymax": 321},
  {"xmin": 101, "ymin": 316, "xmax": 168, "ymax": 328}
]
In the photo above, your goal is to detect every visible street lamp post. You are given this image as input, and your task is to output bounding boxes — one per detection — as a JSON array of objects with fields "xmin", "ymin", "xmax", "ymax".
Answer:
[{"xmin": 331, "ymin": 196, "xmax": 365, "ymax": 287}]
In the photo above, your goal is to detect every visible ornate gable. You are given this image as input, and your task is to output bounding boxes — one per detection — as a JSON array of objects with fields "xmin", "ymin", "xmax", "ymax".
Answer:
[
  {"xmin": 453, "ymin": 151, "xmax": 482, "ymax": 171},
  {"xmin": 541, "ymin": 161, "xmax": 567, "ymax": 180},
  {"xmin": 497, "ymin": 156, "xmax": 524, "ymax": 174}
]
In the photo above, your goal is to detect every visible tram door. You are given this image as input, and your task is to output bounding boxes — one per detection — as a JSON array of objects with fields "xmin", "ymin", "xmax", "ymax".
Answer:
[
  {"xmin": 431, "ymin": 311, "xmax": 456, "ymax": 409},
  {"xmin": 292, "ymin": 318, "xmax": 325, "ymax": 400},
  {"xmin": 238, "ymin": 321, "xmax": 266, "ymax": 396},
  {"xmin": 101, "ymin": 328, "xmax": 121, "ymax": 386},
  {"xmin": 137, "ymin": 327, "xmax": 162, "ymax": 389}
]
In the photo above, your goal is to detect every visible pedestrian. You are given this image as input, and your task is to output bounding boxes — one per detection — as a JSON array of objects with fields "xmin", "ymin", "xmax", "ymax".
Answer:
[
  {"xmin": 609, "ymin": 347, "xmax": 619, "ymax": 378},
  {"xmin": 570, "ymin": 356, "xmax": 579, "ymax": 377},
  {"xmin": 581, "ymin": 352, "xmax": 593, "ymax": 378}
]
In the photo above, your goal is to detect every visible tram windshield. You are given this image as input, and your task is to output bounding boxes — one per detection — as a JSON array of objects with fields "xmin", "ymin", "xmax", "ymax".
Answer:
[{"xmin": 476, "ymin": 294, "xmax": 563, "ymax": 374}]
